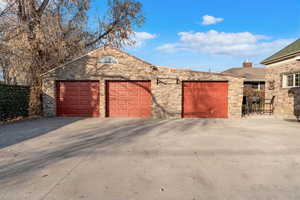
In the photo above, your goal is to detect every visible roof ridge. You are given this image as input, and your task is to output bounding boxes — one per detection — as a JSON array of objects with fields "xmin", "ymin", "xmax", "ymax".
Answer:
[
  {"xmin": 105, "ymin": 46, "xmax": 153, "ymax": 66},
  {"xmin": 41, "ymin": 46, "xmax": 153, "ymax": 76}
]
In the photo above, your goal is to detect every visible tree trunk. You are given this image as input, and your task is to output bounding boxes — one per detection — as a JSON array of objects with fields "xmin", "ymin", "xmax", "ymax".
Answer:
[
  {"xmin": 27, "ymin": 28, "xmax": 44, "ymax": 116},
  {"xmin": 28, "ymin": 77, "xmax": 42, "ymax": 116}
]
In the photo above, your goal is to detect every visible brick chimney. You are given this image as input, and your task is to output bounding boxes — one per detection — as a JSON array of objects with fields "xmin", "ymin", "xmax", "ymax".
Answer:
[{"xmin": 243, "ymin": 60, "xmax": 253, "ymax": 68}]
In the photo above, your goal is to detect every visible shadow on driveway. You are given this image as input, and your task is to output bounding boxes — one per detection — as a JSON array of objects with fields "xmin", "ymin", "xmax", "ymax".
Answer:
[
  {"xmin": 0, "ymin": 118, "xmax": 215, "ymax": 184},
  {"xmin": 284, "ymin": 119, "xmax": 300, "ymax": 123},
  {"xmin": 0, "ymin": 117, "xmax": 83, "ymax": 149}
]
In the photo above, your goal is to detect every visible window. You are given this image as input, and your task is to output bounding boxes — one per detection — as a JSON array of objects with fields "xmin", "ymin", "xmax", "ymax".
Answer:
[
  {"xmin": 296, "ymin": 74, "xmax": 300, "ymax": 87},
  {"xmin": 251, "ymin": 83, "xmax": 260, "ymax": 91},
  {"xmin": 283, "ymin": 73, "xmax": 300, "ymax": 88},
  {"xmin": 287, "ymin": 74, "xmax": 294, "ymax": 87},
  {"xmin": 98, "ymin": 56, "xmax": 118, "ymax": 64}
]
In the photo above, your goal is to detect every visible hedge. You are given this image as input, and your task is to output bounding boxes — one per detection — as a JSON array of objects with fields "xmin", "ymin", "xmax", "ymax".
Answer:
[{"xmin": 0, "ymin": 84, "xmax": 30, "ymax": 121}]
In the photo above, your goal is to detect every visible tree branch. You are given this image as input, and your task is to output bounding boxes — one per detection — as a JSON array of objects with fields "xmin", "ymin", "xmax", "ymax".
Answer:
[
  {"xmin": 37, "ymin": 0, "xmax": 50, "ymax": 16},
  {"xmin": 85, "ymin": 21, "xmax": 119, "ymax": 47},
  {"xmin": 0, "ymin": 1, "xmax": 16, "ymax": 18}
]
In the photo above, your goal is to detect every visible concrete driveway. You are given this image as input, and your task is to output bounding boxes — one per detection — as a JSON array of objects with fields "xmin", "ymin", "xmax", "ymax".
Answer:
[{"xmin": 1, "ymin": 117, "xmax": 300, "ymax": 200}]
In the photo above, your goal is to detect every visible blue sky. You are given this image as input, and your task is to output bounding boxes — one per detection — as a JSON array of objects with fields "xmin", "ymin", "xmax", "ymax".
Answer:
[{"xmin": 91, "ymin": 0, "xmax": 300, "ymax": 72}]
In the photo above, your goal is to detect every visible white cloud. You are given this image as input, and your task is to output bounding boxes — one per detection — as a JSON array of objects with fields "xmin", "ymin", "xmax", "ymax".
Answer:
[
  {"xmin": 157, "ymin": 30, "xmax": 294, "ymax": 58},
  {"xmin": 202, "ymin": 15, "xmax": 224, "ymax": 25},
  {"xmin": 156, "ymin": 44, "xmax": 179, "ymax": 53},
  {"xmin": 135, "ymin": 32, "xmax": 156, "ymax": 40},
  {"xmin": 132, "ymin": 32, "xmax": 156, "ymax": 48}
]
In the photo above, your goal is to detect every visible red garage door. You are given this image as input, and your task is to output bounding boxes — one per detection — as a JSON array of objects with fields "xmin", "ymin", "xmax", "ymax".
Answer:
[
  {"xmin": 106, "ymin": 81, "xmax": 152, "ymax": 118},
  {"xmin": 183, "ymin": 81, "xmax": 228, "ymax": 118},
  {"xmin": 56, "ymin": 81, "xmax": 100, "ymax": 117}
]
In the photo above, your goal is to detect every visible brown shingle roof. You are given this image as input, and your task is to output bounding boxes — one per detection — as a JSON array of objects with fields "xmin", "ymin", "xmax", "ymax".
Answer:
[{"xmin": 222, "ymin": 67, "xmax": 266, "ymax": 81}]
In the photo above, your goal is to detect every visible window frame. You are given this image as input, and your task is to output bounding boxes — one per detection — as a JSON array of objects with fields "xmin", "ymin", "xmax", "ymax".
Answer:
[
  {"xmin": 283, "ymin": 73, "xmax": 300, "ymax": 88},
  {"xmin": 97, "ymin": 56, "xmax": 118, "ymax": 64},
  {"xmin": 296, "ymin": 73, "xmax": 300, "ymax": 87},
  {"xmin": 251, "ymin": 82, "xmax": 261, "ymax": 91}
]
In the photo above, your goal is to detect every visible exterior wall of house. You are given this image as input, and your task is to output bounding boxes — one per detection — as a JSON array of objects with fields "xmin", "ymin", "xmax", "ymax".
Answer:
[
  {"xmin": 265, "ymin": 59, "xmax": 300, "ymax": 119},
  {"xmin": 42, "ymin": 47, "xmax": 244, "ymax": 119}
]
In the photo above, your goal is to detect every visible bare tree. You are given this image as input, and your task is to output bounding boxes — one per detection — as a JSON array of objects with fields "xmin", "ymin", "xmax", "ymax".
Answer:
[{"xmin": 0, "ymin": 0, "xmax": 144, "ymax": 115}]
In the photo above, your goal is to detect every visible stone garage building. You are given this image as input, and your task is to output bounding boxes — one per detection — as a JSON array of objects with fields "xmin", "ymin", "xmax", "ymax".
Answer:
[{"xmin": 42, "ymin": 46, "xmax": 243, "ymax": 119}]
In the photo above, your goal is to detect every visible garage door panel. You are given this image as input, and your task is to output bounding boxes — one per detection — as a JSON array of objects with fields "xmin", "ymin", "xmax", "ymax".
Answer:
[
  {"xmin": 78, "ymin": 91, "xmax": 91, "ymax": 96},
  {"xmin": 107, "ymin": 81, "xmax": 152, "ymax": 118},
  {"xmin": 78, "ymin": 96, "xmax": 94, "ymax": 101},
  {"xmin": 56, "ymin": 81, "xmax": 100, "ymax": 117},
  {"xmin": 183, "ymin": 82, "xmax": 228, "ymax": 118}
]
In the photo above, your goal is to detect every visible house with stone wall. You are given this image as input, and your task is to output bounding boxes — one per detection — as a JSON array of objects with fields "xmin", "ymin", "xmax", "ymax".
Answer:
[
  {"xmin": 223, "ymin": 61, "xmax": 266, "ymax": 101},
  {"xmin": 42, "ymin": 46, "xmax": 244, "ymax": 119},
  {"xmin": 261, "ymin": 39, "xmax": 300, "ymax": 119}
]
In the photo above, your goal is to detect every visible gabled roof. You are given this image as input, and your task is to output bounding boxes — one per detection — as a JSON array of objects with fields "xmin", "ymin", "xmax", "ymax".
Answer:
[
  {"xmin": 223, "ymin": 67, "xmax": 265, "ymax": 82},
  {"xmin": 41, "ymin": 46, "xmax": 152, "ymax": 76},
  {"xmin": 41, "ymin": 45, "xmax": 243, "ymax": 79},
  {"xmin": 157, "ymin": 65, "xmax": 243, "ymax": 78},
  {"xmin": 261, "ymin": 38, "xmax": 300, "ymax": 65}
]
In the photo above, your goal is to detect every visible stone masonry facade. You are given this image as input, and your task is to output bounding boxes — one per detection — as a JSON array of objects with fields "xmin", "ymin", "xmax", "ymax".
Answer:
[
  {"xmin": 265, "ymin": 60, "xmax": 300, "ymax": 119},
  {"xmin": 42, "ymin": 46, "xmax": 244, "ymax": 119}
]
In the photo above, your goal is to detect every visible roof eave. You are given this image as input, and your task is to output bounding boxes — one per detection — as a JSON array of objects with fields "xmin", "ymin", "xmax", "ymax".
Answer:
[
  {"xmin": 261, "ymin": 51, "xmax": 300, "ymax": 65},
  {"xmin": 244, "ymin": 79, "xmax": 266, "ymax": 82},
  {"xmin": 41, "ymin": 46, "xmax": 153, "ymax": 77}
]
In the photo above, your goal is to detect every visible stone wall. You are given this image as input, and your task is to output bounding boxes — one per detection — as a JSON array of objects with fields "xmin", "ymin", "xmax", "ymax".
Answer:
[
  {"xmin": 42, "ymin": 46, "xmax": 244, "ymax": 119},
  {"xmin": 265, "ymin": 60, "xmax": 300, "ymax": 119}
]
